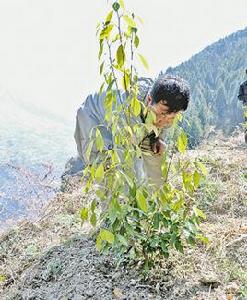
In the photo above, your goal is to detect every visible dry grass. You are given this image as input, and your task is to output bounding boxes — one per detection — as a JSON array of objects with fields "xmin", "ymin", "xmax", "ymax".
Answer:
[{"xmin": 0, "ymin": 132, "xmax": 246, "ymax": 299}]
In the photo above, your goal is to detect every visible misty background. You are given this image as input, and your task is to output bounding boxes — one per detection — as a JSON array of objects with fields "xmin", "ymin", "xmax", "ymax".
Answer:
[{"xmin": 0, "ymin": 0, "xmax": 246, "ymax": 228}]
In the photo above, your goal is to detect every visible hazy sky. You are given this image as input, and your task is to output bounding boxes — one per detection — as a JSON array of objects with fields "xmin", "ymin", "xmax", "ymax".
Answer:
[{"xmin": 0, "ymin": 0, "xmax": 246, "ymax": 119}]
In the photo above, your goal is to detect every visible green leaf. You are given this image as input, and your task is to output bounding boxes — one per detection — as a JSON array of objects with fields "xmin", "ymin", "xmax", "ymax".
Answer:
[
  {"xmin": 134, "ymin": 35, "xmax": 139, "ymax": 48},
  {"xmin": 90, "ymin": 212, "xmax": 97, "ymax": 227},
  {"xmin": 118, "ymin": 170, "xmax": 134, "ymax": 188},
  {"xmin": 105, "ymin": 11, "xmax": 113, "ymax": 25},
  {"xmin": 116, "ymin": 45, "xmax": 125, "ymax": 67},
  {"xmin": 130, "ymin": 97, "xmax": 141, "ymax": 116},
  {"xmin": 182, "ymin": 171, "xmax": 193, "ymax": 191},
  {"xmin": 145, "ymin": 110, "xmax": 156, "ymax": 125},
  {"xmin": 136, "ymin": 189, "xmax": 148, "ymax": 212},
  {"xmin": 0, "ymin": 275, "xmax": 6, "ymax": 282},
  {"xmin": 193, "ymin": 170, "xmax": 201, "ymax": 188},
  {"xmin": 100, "ymin": 61, "xmax": 104, "ymax": 75},
  {"xmin": 122, "ymin": 71, "xmax": 130, "ymax": 90},
  {"xmin": 171, "ymin": 198, "xmax": 184, "ymax": 212},
  {"xmin": 112, "ymin": 33, "xmax": 120, "ymax": 43},
  {"xmin": 85, "ymin": 140, "xmax": 94, "ymax": 161},
  {"xmin": 119, "ymin": 0, "xmax": 125, "ymax": 9},
  {"xmin": 95, "ymin": 164, "xmax": 104, "ymax": 180},
  {"xmin": 100, "ymin": 24, "xmax": 114, "ymax": 40},
  {"xmin": 175, "ymin": 239, "xmax": 184, "ymax": 253},
  {"xmin": 100, "ymin": 229, "xmax": 115, "ymax": 244},
  {"xmin": 117, "ymin": 234, "xmax": 128, "ymax": 246},
  {"xmin": 138, "ymin": 53, "xmax": 149, "ymax": 70},
  {"xmin": 95, "ymin": 128, "xmax": 104, "ymax": 152},
  {"xmin": 80, "ymin": 207, "xmax": 88, "ymax": 221},
  {"xmin": 112, "ymin": 2, "xmax": 120, "ymax": 11},
  {"xmin": 90, "ymin": 199, "xmax": 97, "ymax": 212},
  {"xmin": 177, "ymin": 131, "xmax": 187, "ymax": 153},
  {"xmin": 194, "ymin": 207, "xmax": 206, "ymax": 220},
  {"xmin": 136, "ymin": 15, "xmax": 144, "ymax": 25},
  {"xmin": 196, "ymin": 234, "xmax": 210, "ymax": 244},
  {"xmin": 98, "ymin": 41, "xmax": 104, "ymax": 59},
  {"xmin": 96, "ymin": 235, "xmax": 102, "ymax": 251},
  {"xmin": 111, "ymin": 150, "xmax": 120, "ymax": 164},
  {"xmin": 160, "ymin": 241, "xmax": 169, "ymax": 258},
  {"xmin": 123, "ymin": 15, "xmax": 136, "ymax": 28},
  {"xmin": 99, "ymin": 82, "xmax": 105, "ymax": 95},
  {"xmin": 195, "ymin": 161, "xmax": 208, "ymax": 176}
]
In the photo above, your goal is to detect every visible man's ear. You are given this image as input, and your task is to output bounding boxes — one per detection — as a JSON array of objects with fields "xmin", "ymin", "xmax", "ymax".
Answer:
[{"xmin": 147, "ymin": 95, "xmax": 152, "ymax": 106}]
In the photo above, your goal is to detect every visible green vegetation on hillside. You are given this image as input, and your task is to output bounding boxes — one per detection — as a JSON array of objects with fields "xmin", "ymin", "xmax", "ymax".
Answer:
[{"xmin": 162, "ymin": 27, "xmax": 247, "ymax": 147}]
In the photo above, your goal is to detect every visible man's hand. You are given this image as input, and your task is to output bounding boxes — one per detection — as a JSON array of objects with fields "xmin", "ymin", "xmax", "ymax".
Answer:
[{"xmin": 152, "ymin": 138, "xmax": 165, "ymax": 155}]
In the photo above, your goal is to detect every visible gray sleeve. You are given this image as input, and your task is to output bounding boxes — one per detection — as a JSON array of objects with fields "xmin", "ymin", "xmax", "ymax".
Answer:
[{"xmin": 74, "ymin": 94, "xmax": 113, "ymax": 164}]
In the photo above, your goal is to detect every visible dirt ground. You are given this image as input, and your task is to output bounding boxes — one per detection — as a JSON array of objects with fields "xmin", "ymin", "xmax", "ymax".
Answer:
[{"xmin": 0, "ymin": 132, "xmax": 246, "ymax": 300}]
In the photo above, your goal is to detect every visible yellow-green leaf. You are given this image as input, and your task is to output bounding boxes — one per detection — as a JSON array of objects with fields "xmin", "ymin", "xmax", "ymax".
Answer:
[
  {"xmin": 105, "ymin": 11, "xmax": 113, "ymax": 24},
  {"xmin": 111, "ymin": 150, "xmax": 120, "ymax": 164},
  {"xmin": 116, "ymin": 45, "xmax": 125, "ymax": 67},
  {"xmin": 100, "ymin": 229, "xmax": 115, "ymax": 244},
  {"xmin": 145, "ymin": 109, "xmax": 156, "ymax": 125},
  {"xmin": 193, "ymin": 170, "xmax": 201, "ymax": 188},
  {"xmin": 194, "ymin": 207, "xmax": 206, "ymax": 220},
  {"xmin": 100, "ymin": 61, "xmax": 104, "ymax": 75},
  {"xmin": 96, "ymin": 235, "xmax": 102, "ymax": 251},
  {"xmin": 95, "ymin": 164, "xmax": 104, "ymax": 180},
  {"xmin": 123, "ymin": 15, "xmax": 136, "ymax": 28},
  {"xmin": 99, "ymin": 82, "xmax": 105, "ymax": 95},
  {"xmin": 121, "ymin": 72, "xmax": 130, "ymax": 90},
  {"xmin": 134, "ymin": 35, "xmax": 139, "ymax": 48},
  {"xmin": 138, "ymin": 53, "xmax": 149, "ymax": 70},
  {"xmin": 136, "ymin": 189, "xmax": 148, "ymax": 212},
  {"xmin": 177, "ymin": 132, "xmax": 187, "ymax": 153},
  {"xmin": 131, "ymin": 97, "xmax": 141, "ymax": 116},
  {"xmin": 196, "ymin": 161, "xmax": 208, "ymax": 176},
  {"xmin": 90, "ymin": 212, "xmax": 97, "ymax": 226},
  {"xmin": 95, "ymin": 128, "xmax": 104, "ymax": 152},
  {"xmin": 80, "ymin": 207, "xmax": 88, "ymax": 221},
  {"xmin": 98, "ymin": 41, "xmax": 104, "ymax": 59},
  {"xmin": 196, "ymin": 234, "xmax": 210, "ymax": 244},
  {"xmin": 100, "ymin": 24, "xmax": 114, "ymax": 40},
  {"xmin": 119, "ymin": 0, "xmax": 125, "ymax": 9},
  {"xmin": 171, "ymin": 198, "xmax": 184, "ymax": 212},
  {"xmin": 85, "ymin": 140, "xmax": 94, "ymax": 161}
]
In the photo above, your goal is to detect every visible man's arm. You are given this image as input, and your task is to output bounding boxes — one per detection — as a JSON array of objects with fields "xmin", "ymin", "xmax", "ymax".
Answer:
[{"xmin": 238, "ymin": 83, "xmax": 247, "ymax": 102}]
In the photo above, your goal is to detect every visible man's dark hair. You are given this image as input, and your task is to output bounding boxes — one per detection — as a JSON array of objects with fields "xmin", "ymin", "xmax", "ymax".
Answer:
[{"xmin": 149, "ymin": 75, "xmax": 190, "ymax": 112}]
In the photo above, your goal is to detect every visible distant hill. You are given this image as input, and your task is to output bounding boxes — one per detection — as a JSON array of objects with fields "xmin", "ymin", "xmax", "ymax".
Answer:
[
  {"xmin": 0, "ymin": 88, "xmax": 75, "ymax": 225},
  {"xmin": 162, "ymin": 27, "xmax": 247, "ymax": 147}
]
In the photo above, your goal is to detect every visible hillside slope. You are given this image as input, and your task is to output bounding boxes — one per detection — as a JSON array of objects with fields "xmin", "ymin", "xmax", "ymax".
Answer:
[
  {"xmin": 163, "ymin": 27, "xmax": 247, "ymax": 146},
  {"xmin": 0, "ymin": 134, "xmax": 246, "ymax": 300}
]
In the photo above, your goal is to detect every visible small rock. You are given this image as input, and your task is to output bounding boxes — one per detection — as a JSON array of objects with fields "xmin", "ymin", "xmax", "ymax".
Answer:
[
  {"xmin": 113, "ymin": 287, "xmax": 125, "ymax": 299},
  {"xmin": 85, "ymin": 289, "xmax": 95, "ymax": 297},
  {"xmin": 199, "ymin": 272, "xmax": 221, "ymax": 288},
  {"xmin": 225, "ymin": 282, "xmax": 239, "ymax": 294},
  {"xmin": 129, "ymin": 279, "xmax": 136, "ymax": 285},
  {"xmin": 112, "ymin": 271, "xmax": 122, "ymax": 281}
]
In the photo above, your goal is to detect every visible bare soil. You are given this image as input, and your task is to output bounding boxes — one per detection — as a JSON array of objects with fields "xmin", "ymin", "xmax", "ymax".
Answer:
[{"xmin": 0, "ymin": 132, "xmax": 246, "ymax": 300}]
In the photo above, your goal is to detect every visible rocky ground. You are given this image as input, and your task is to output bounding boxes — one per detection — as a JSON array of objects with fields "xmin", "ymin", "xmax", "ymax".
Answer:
[{"xmin": 0, "ymin": 132, "xmax": 246, "ymax": 300}]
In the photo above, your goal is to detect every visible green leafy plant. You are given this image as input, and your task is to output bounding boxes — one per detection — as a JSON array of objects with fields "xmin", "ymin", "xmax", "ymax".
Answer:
[{"xmin": 80, "ymin": 0, "xmax": 208, "ymax": 273}]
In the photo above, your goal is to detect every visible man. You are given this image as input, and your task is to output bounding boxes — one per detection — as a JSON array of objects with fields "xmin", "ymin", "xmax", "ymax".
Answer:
[
  {"xmin": 64, "ymin": 74, "xmax": 190, "ymax": 186},
  {"xmin": 238, "ymin": 69, "xmax": 247, "ymax": 143}
]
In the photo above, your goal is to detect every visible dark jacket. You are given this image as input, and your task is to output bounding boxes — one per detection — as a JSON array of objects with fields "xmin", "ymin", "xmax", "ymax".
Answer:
[{"xmin": 238, "ymin": 80, "xmax": 247, "ymax": 103}]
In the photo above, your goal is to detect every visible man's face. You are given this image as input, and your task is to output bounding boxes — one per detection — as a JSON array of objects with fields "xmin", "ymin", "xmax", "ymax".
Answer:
[{"xmin": 147, "ymin": 95, "xmax": 180, "ymax": 129}]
